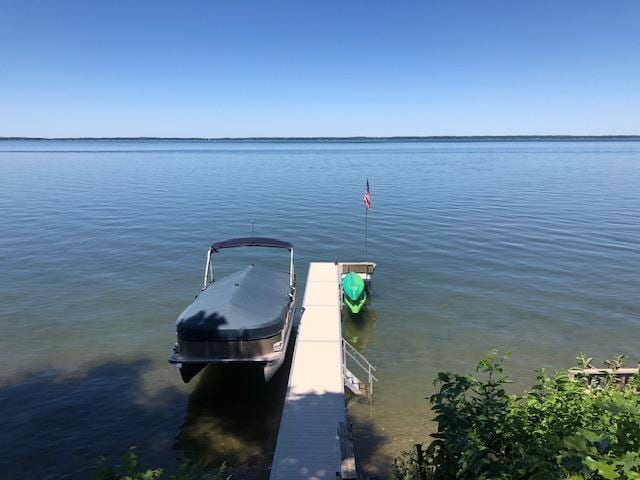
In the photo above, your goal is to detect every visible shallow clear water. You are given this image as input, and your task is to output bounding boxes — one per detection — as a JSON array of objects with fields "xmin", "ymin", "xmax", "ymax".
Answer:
[{"xmin": 1, "ymin": 140, "xmax": 639, "ymax": 478}]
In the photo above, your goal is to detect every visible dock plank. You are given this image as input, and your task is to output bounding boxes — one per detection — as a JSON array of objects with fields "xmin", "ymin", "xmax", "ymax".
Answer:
[{"xmin": 270, "ymin": 262, "xmax": 347, "ymax": 480}]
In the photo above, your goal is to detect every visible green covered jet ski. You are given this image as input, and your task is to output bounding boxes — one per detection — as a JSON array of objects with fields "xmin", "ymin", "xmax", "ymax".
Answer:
[{"xmin": 342, "ymin": 271, "xmax": 367, "ymax": 314}]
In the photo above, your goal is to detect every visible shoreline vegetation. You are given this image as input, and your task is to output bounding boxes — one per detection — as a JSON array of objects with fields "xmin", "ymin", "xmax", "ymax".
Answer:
[
  {"xmin": 2, "ymin": 135, "xmax": 640, "ymax": 142},
  {"xmin": 90, "ymin": 450, "xmax": 231, "ymax": 480},
  {"xmin": 392, "ymin": 352, "xmax": 640, "ymax": 480},
  {"xmin": 91, "ymin": 353, "xmax": 640, "ymax": 480}
]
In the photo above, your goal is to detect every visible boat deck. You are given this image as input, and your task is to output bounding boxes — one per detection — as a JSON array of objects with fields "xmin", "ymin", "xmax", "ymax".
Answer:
[{"xmin": 269, "ymin": 262, "xmax": 348, "ymax": 480}]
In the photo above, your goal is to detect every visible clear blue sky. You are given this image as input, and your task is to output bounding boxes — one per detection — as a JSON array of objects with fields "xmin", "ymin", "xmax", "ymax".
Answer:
[{"xmin": 1, "ymin": 0, "xmax": 639, "ymax": 137}]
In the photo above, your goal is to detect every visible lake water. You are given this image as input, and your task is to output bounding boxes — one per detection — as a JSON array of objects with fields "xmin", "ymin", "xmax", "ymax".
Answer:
[{"xmin": 1, "ymin": 139, "xmax": 639, "ymax": 479}]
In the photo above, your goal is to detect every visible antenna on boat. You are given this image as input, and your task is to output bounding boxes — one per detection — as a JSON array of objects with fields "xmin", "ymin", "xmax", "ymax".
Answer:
[{"xmin": 251, "ymin": 219, "xmax": 255, "ymax": 236}]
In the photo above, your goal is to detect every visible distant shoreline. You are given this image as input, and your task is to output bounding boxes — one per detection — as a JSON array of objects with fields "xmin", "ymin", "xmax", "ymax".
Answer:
[{"xmin": 1, "ymin": 135, "xmax": 640, "ymax": 142}]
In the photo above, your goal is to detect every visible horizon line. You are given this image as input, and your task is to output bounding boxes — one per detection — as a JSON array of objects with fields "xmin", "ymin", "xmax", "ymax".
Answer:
[{"xmin": 2, "ymin": 134, "xmax": 640, "ymax": 142}]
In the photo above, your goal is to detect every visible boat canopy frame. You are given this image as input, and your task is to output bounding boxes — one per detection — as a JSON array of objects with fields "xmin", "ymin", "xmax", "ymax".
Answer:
[{"xmin": 203, "ymin": 237, "xmax": 295, "ymax": 290}]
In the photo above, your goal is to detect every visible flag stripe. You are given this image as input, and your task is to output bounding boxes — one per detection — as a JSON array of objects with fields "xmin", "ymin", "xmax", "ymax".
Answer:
[{"xmin": 363, "ymin": 179, "xmax": 371, "ymax": 209}]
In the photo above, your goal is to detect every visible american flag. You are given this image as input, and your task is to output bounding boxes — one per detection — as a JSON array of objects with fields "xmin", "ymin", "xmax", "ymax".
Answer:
[{"xmin": 363, "ymin": 179, "xmax": 371, "ymax": 209}]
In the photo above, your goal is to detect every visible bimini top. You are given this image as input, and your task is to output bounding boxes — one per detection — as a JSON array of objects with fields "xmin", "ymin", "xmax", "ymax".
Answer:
[
  {"xmin": 177, "ymin": 265, "xmax": 291, "ymax": 341},
  {"xmin": 210, "ymin": 237, "xmax": 293, "ymax": 252}
]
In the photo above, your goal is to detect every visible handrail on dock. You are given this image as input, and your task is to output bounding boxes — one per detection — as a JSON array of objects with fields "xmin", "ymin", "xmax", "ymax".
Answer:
[{"xmin": 342, "ymin": 338, "xmax": 378, "ymax": 397}]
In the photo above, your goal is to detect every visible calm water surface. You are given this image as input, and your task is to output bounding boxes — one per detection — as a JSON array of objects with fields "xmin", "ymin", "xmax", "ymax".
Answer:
[{"xmin": 1, "ymin": 140, "xmax": 639, "ymax": 478}]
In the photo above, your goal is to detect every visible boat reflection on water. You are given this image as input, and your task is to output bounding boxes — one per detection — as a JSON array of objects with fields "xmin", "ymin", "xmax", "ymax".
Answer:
[{"xmin": 174, "ymin": 337, "xmax": 294, "ymax": 478}]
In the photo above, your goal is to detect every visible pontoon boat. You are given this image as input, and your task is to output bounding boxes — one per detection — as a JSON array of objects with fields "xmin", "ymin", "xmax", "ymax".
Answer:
[{"xmin": 168, "ymin": 237, "xmax": 296, "ymax": 383}]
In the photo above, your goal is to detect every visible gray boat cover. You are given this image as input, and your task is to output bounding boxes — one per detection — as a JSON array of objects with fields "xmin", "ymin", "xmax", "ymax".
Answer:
[{"xmin": 176, "ymin": 265, "xmax": 291, "ymax": 341}]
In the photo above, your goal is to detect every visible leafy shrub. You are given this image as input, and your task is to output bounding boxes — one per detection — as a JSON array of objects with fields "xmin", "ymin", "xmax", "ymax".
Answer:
[
  {"xmin": 90, "ymin": 448, "xmax": 231, "ymax": 480},
  {"xmin": 392, "ymin": 351, "xmax": 640, "ymax": 480}
]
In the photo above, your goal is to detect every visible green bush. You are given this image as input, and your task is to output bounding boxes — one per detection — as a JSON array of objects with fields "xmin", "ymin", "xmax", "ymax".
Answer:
[
  {"xmin": 90, "ymin": 448, "xmax": 231, "ymax": 480},
  {"xmin": 392, "ymin": 351, "xmax": 640, "ymax": 480}
]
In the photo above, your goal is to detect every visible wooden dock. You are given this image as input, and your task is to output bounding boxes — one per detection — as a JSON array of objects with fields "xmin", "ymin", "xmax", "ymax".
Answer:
[{"xmin": 270, "ymin": 262, "xmax": 356, "ymax": 480}]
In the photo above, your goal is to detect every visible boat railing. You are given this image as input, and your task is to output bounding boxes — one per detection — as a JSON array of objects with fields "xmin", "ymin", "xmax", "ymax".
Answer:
[
  {"xmin": 203, "ymin": 248, "xmax": 214, "ymax": 289},
  {"xmin": 342, "ymin": 337, "xmax": 378, "ymax": 397},
  {"xmin": 203, "ymin": 243, "xmax": 295, "ymax": 290}
]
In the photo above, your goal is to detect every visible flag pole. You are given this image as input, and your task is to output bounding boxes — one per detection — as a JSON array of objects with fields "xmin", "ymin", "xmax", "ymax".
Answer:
[
  {"xmin": 365, "ymin": 204, "xmax": 368, "ymax": 260},
  {"xmin": 363, "ymin": 178, "xmax": 370, "ymax": 261}
]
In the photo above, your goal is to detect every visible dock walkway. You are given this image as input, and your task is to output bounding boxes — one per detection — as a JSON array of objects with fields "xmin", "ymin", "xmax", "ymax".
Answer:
[{"xmin": 270, "ymin": 262, "xmax": 348, "ymax": 480}]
